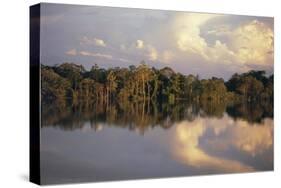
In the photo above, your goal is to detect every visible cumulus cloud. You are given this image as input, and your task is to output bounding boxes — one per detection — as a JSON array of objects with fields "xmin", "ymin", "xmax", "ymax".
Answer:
[
  {"xmin": 207, "ymin": 20, "xmax": 274, "ymax": 66},
  {"xmin": 174, "ymin": 13, "xmax": 218, "ymax": 59},
  {"xmin": 174, "ymin": 13, "xmax": 273, "ymax": 71},
  {"xmin": 230, "ymin": 20, "xmax": 273, "ymax": 65},
  {"xmin": 206, "ymin": 40, "xmax": 236, "ymax": 63},
  {"xmin": 133, "ymin": 40, "xmax": 159, "ymax": 61},
  {"xmin": 132, "ymin": 40, "xmax": 175, "ymax": 63},
  {"xmin": 44, "ymin": 6, "xmax": 273, "ymax": 78},
  {"xmin": 94, "ymin": 38, "xmax": 106, "ymax": 47},
  {"xmin": 80, "ymin": 36, "xmax": 106, "ymax": 47},
  {"xmin": 65, "ymin": 14, "xmax": 273, "ymax": 75}
]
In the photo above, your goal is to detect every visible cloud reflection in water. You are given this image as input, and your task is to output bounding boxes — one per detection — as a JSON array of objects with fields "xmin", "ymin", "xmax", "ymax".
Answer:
[{"xmin": 172, "ymin": 116, "xmax": 273, "ymax": 172}]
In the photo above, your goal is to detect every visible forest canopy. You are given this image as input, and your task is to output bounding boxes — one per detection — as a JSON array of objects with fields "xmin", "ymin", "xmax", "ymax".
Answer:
[{"xmin": 41, "ymin": 62, "xmax": 273, "ymax": 105}]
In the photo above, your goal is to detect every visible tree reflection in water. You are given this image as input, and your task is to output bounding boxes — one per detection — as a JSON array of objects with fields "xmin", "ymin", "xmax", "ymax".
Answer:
[
  {"xmin": 42, "ymin": 100, "xmax": 273, "ymax": 134},
  {"xmin": 41, "ymin": 99, "xmax": 273, "ymax": 176}
]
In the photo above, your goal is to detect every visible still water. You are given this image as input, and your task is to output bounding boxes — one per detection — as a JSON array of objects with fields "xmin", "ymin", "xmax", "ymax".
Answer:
[{"xmin": 41, "ymin": 101, "xmax": 273, "ymax": 184}]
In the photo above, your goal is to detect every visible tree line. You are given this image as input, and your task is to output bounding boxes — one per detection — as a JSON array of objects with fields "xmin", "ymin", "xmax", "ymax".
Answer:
[{"xmin": 41, "ymin": 62, "xmax": 273, "ymax": 104}]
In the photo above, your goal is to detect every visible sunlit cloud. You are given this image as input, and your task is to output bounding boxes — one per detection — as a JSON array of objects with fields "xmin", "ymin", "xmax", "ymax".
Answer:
[
  {"xmin": 77, "ymin": 50, "xmax": 131, "ymax": 63},
  {"xmin": 161, "ymin": 50, "xmax": 175, "ymax": 64},
  {"xmin": 146, "ymin": 45, "xmax": 158, "ymax": 61},
  {"xmin": 174, "ymin": 13, "xmax": 236, "ymax": 63},
  {"xmin": 231, "ymin": 20, "xmax": 273, "ymax": 65},
  {"xmin": 94, "ymin": 38, "xmax": 106, "ymax": 47},
  {"xmin": 206, "ymin": 20, "xmax": 274, "ymax": 66},
  {"xmin": 130, "ymin": 40, "xmax": 174, "ymax": 63},
  {"xmin": 80, "ymin": 36, "xmax": 106, "ymax": 47},
  {"xmin": 42, "ymin": 5, "xmax": 273, "ymax": 78},
  {"xmin": 206, "ymin": 40, "xmax": 236, "ymax": 63},
  {"xmin": 173, "ymin": 13, "xmax": 273, "ymax": 71},
  {"xmin": 117, "ymin": 58, "xmax": 131, "ymax": 63},
  {"xmin": 174, "ymin": 13, "xmax": 219, "ymax": 59},
  {"xmin": 136, "ymin": 40, "xmax": 144, "ymax": 49},
  {"xmin": 79, "ymin": 50, "xmax": 112, "ymax": 59},
  {"xmin": 133, "ymin": 40, "xmax": 159, "ymax": 61}
]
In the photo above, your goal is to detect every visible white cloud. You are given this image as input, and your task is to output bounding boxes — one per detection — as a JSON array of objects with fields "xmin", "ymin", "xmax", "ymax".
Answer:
[
  {"xmin": 80, "ymin": 36, "xmax": 106, "ymax": 47},
  {"xmin": 136, "ymin": 40, "xmax": 144, "ymax": 49},
  {"xmin": 206, "ymin": 40, "xmax": 236, "ymax": 63},
  {"xmin": 133, "ymin": 40, "xmax": 159, "ymax": 61},
  {"xmin": 120, "ymin": 44, "xmax": 127, "ymax": 51},
  {"xmin": 78, "ymin": 50, "xmax": 131, "ymax": 63},
  {"xmin": 117, "ymin": 58, "xmax": 131, "ymax": 63},
  {"xmin": 231, "ymin": 20, "xmax": 273, "ymax": 65},
  {"xmin": 174, "ymin": 13, "xmax": 218, "ymax": 59},
  {"xmin": 146, "ymin": 45, "xmax": 158, "ymax": 61},
  {"xmin": 79, "ymin": 51, "xmax": 112, "ymax": 59},
  {"xmin": 174, "ymin": 13, "xmax": 273, "ymax": 70},
  {"xmin": 94, "ymin": 38, "xmax": 106, "ymax": 47},
  {"xmin": 131, "ymin": 39, "xmax": 177, "ymax": 63},
  {"xmin": 132, "ymin": 40, "xmax": 175, "ymax": 63},
  {"xmin": 65, "ymin": 48, "xmax": 77, "ymax": 56},
  {"xmin": 161, "ymin": 50, "xmax": 175, "ymax": 64},
  {"xmin": 174, "ymin": 13, "xmax": 237, "ymax": 64}
]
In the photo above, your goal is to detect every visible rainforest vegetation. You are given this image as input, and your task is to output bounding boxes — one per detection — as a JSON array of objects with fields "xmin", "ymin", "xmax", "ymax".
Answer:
[
  {"xmin": 41, "ymin": 62, "xmax": 273, "ymax": 104},
  {"xmin": 41, "ymin": 62, "xmax": 273, "ymax": 132}
]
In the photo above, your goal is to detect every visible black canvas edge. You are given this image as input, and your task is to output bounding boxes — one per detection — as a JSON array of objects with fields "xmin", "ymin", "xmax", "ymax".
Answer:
[{"xmin": 30, "ymin": 3, "xmax": 41, "ymax": 185}]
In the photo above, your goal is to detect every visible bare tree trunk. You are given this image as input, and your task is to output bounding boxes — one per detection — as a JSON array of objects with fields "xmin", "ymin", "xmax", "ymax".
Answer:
[
  {"xmin": 152, "ymin": 79, "xmax": 158, "ymax": 99},
  {"xmin": 142, "ymin": 75, "xmax": 146, "ymax": 101}
]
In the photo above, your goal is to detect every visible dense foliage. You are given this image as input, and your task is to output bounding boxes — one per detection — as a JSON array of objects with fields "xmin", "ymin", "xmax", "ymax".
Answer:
[{"xmin": 41, "ymin": 62, "xmax": 273, "ymax": 104}]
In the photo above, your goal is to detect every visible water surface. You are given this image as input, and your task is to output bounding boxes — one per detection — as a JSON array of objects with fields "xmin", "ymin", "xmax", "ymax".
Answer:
[{"xmin": 41, "ymin": 101, "xmax": 273, "ymax": 184}]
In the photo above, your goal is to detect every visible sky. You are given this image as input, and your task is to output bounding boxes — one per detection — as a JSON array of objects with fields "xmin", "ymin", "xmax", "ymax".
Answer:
[{"xmin": 40, "ymin": 3, "xmax": 274, "ymax": 80}]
